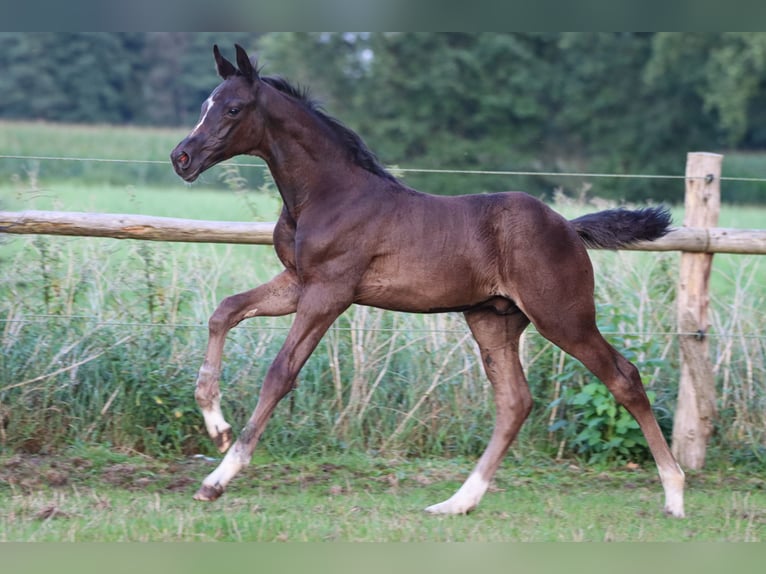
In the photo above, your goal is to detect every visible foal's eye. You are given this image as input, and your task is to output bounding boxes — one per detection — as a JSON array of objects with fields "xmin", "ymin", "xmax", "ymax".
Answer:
[{"xmin": 227, "ymin": 107, "xmax": 241, "ymax": 117}]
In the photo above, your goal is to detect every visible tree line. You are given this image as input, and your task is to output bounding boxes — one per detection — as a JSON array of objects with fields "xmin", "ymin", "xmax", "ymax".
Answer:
[{"xmin": 2, "ymin": 32, "xmax": 765, "ymax": 201}]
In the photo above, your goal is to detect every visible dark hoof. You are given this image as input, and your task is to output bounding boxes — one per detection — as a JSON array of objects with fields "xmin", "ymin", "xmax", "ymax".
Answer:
[
  {"xmin": 193, "ymin": 483, "xmax": 224, "ymax": 502},
  {"xmin": 214, "ymin": 427, "xmax": 234, "ymax": 453}
]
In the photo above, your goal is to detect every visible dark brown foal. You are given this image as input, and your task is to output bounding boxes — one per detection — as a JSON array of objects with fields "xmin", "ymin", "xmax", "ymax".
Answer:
[{"xmin": 171, "ymin": 44, "xmax": 684, "ymax": 517}]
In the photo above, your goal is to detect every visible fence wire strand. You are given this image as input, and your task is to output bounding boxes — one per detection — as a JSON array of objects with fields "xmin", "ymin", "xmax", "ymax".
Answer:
[{"xmin": 3, "ymin": 153, "xmax": 766, "ymax": 183}]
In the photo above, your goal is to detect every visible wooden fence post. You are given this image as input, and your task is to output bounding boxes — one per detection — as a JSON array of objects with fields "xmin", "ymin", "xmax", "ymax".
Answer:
[{"xmin": 671, "ymin": 152, "xmax": 722, "ymax": 469}]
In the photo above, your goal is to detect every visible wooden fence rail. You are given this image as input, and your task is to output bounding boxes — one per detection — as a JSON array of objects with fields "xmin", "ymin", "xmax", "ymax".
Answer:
[
  {"xmin": 3, "ymin": 209, "xmax": 766, "ymax": 254},
  {"xmin": 0, "ymin": 210, "xmax": 275, "ymax": 245}
]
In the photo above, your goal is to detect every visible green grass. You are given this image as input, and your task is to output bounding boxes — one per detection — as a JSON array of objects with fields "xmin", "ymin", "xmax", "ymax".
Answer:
[
  {"xmin": 1, "ymin": 449, "xmax": 764, "ymax": 542},
  {"xmin": 0, "ymin": 120, "xmax": 188, "ymax": 160},
  {"xmin": 0, "ymin": 180, "xmax": 285, "ymax": 299},
  {"xmin": 1, "ymin": 180, "xmax": 282, "ymax": 221}
]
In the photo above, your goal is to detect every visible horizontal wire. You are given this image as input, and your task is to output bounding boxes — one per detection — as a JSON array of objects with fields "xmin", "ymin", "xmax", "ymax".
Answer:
[
  {"xmin": 395, "ymin": 167, "xmax": 687, "ymax": 180},
  {"xmin": 3, "ymin": 153, "xmax": 766, "ymax": 184},
  {"xmin": 0, "ymin": 154, "xmax": 168, "ymax": 165}
]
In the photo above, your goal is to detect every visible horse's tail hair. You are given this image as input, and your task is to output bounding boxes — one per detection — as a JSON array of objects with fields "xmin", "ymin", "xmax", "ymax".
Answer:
[{"xmin": 570, "ymin": 206, "xmax": 673, "ymax": 249}]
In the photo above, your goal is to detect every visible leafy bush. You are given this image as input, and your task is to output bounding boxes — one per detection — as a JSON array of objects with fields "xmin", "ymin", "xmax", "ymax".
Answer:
[{"xmin": 554, "ymin": 380, "xmax": 655, "ymax": 465}]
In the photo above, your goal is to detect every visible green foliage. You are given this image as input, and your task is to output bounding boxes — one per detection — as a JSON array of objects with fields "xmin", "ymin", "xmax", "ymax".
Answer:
[
  {"xmin": 554, "ymin": 380, "xmax": 655, "ymax": 465},
  {"xmin": 257, "ymin": 32, "xmax": 766, "ymax": 203},
  {"xmin": 0, "ymin": 227, "xmax": 493, "ymax": 459},
  {"xmin": 0, "ymin": 33, "xmax": 135, "ymax": 124},
  {"xmin": 647, "ymin": 33, "xmax": 766, "ymax": 148},
  {"xmin": 2, "ymin": 172, "xmax": 766, "ymax": 465},
  {"xmin": 541, "ymin": 333, "xmax": 667, "ymax": 467},
  {"xmin": 533, "ymin": 245, "xmax": 679, "ymax": 465},
  {"xmin": 0, "ymin": 32, "xmax": 260, "ymax": 127},
  {"xmin": 3, "ymin": 217, "xmax": 764, "ymax": 465}
]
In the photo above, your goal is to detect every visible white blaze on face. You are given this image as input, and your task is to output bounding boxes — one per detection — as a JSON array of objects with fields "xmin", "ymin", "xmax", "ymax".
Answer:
[{"xmin": 190, "ymin": 94, "xmax": 216, "ymax": 137}]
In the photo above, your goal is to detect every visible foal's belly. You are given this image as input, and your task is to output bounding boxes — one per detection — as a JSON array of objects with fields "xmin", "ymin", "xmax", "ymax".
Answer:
[
  {"xmin": 354, "ymin": 256, "xmax": 496, "ymax": 314},
  {"xmin": 350, "ymin": 191, "xmax": 519, "ymax": 313}
]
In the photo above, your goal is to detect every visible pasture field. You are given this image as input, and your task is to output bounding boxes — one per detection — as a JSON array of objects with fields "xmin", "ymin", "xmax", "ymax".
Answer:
[
  {"xmin": 1, "ymin": 449, "xmax": 764, "ymax": 542},
  {"xmin": 1, "ymin": 121, "xmax": 765, "ymax": 542}
]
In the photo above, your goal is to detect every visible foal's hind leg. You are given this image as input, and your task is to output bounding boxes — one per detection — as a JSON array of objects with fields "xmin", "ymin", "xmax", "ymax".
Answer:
[
  {"xmin": 426, "ymin": 308, "xmax": 532, "ymax": 515},
  {"xmin": 535, "ymin": 318, "xmax": 685, "ymax": 518},
  {"xmin": 196, "ymin": 270, "xmax": 299, "ymax": 452}
]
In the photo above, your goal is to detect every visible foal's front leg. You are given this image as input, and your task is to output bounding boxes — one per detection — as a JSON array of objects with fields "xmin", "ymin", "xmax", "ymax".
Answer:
[
  {"xmin": 196, "ymin": 270, "xmax": 299, "ymax": 452},
  {"xmin": 194, "ymin": 283, "xmax": 351, "ymax": 501}
]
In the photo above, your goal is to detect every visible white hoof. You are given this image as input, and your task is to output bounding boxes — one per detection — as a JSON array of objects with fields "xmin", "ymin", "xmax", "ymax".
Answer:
[
  {"xmin": 424, "ymin": 499, "xmax": 476, "ymax": 515},
  {"xmin": 664, "ymin": 504, "xmax": 685, "ymax": 519},
  {"xmin": 424, "ymin": 472, "xmax": 488, "ymax": 515}
]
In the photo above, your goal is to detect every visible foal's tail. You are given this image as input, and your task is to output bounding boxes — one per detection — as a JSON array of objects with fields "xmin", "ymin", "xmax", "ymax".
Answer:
[{"xmin": 570, "ymin": 206, "xmax": 673, "ymax": 249}]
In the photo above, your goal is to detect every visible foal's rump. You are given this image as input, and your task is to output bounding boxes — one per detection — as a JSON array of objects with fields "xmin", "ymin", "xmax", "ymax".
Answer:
[
  {"xmin": 490, "ymin": 195, "xmax": 672, "ymax": 345},
  {"xmin": 480, "ymin": 192, "xmax": 672, "ymax": 254}
]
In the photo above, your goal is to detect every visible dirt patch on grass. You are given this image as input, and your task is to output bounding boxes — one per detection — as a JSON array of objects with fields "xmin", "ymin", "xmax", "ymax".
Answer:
[{"xmin": 0, "ymin": 452, "xmax": 202, "ymax": 494}]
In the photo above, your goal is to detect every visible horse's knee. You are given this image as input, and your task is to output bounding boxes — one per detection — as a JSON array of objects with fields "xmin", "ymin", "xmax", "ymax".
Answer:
[{"xmin": 207, "ymin": 309, "xmax": 228, "ymax": 335}]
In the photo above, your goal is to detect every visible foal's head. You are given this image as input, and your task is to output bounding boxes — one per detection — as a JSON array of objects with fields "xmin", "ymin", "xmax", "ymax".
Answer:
[{"xmin": 171, "ymin": 44, "xmax": 263, "ymax": 182}]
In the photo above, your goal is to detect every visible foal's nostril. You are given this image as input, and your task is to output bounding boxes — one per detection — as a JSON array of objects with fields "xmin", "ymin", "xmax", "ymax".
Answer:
[{"xmin": 177, "ymin": 151, "xmax": 190, "ymax": 168}]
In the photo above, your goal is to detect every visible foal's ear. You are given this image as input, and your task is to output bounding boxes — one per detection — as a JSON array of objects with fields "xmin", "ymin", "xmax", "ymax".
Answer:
[
  {"xmin": 234, "ymin": 44, "xmax": 257, "ymax": 83},
  {"xmin": 213, "ymin": 44, "xmax": 237, "ymax": 79}
]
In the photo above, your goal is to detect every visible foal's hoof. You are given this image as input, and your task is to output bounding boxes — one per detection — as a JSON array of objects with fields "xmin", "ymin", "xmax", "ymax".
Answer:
[
  {"xmin": 213, "ymin": 426, "xmax": 234, "ymax": 453},
  {"xmin": 424, "ymin": 500, "xmax": 475, "ymax": 515},
  {"xmin": 663, "ymin": 506, "xmax": 686, "ymax": 519},
  {"xmin": 193, "ymin": 483, "xmax": 224, "ymax": 502}
]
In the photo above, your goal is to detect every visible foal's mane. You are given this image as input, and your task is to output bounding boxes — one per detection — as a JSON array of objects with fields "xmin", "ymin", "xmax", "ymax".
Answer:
[{"xmin": 261, "ymin": 75, "xmax": 397, "ymax": 182}]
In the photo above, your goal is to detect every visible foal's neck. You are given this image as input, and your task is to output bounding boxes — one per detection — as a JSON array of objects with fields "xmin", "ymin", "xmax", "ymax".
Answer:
[{"xmin": 254, "ymin": 85, "xmax": 378, "ymax": 220}]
